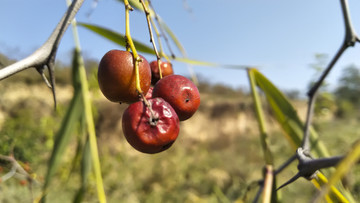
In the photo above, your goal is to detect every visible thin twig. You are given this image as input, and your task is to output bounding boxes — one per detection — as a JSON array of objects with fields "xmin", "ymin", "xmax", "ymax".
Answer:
[
  {"xmin": 252, "ymin": 183, "xmax": 264, "ymax": 203},
  {"xmin": 148, "ymin": 0, "xmax": 176, "ymax": 58},
  {"xmin": 140, "ymin": 0, "xmax": 160, "ymax": 60},
  {"xmin": 139, "ymin": 0, "xmax": 163, "ymax": 78},
  {"xmin": 0, "ymin": 155, "xmax": 38, "ymax": 184},
  {"xmin": 302, "ymin": 0, "xmax": 359, "ymax": 152},
  {"xmin": 302, "ymin": 45, "xmax": 347, "ymax": 151},
  {"xmin": 150, "ymin": 18, "xmax": 170, "ymax": 62},
  {"xmin": 274, "ymin": 154, "xmax": 297, "ymax": 175}
]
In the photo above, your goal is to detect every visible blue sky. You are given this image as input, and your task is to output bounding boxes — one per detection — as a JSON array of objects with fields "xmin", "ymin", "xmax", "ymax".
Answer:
[{"xmin": 1, "ymin": 0, "xmax": 360, "ymax": 94}]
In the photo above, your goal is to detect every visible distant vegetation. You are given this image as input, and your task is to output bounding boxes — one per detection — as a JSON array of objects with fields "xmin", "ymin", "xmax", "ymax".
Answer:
[{"xmin": 1, "ymin": 52, "xmax": 360, "ymax": 201}]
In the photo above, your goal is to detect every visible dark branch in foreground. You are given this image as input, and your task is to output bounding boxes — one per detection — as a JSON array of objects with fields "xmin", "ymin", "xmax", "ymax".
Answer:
[
  {"xmin": 0, "ymin": 0, "xmax": 85, "ymax": 107},
  {"xmin": 274, "ymin": 0, "xmax": 360, "ymax": 193},
  {"xmin": 277, "ymin": 148, "xmax": 345, "ymax": 190},
  {"xmin": 302, "ymin": 0, "xmax": 359, "ymax": 152}
]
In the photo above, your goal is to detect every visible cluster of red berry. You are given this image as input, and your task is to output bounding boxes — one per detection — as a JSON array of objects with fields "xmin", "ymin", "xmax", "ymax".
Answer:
[{"xmin": 97, "ymin": 50, "xmax": 200, "ymax": 154}]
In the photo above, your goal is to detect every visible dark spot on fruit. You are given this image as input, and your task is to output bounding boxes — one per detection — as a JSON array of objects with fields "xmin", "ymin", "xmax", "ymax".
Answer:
[{"xmin": 149, "ymin": 117, "xmax": 159, "ymax": 126}]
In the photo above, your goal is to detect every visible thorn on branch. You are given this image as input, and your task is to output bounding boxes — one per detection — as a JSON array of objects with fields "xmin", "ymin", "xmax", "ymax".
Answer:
[
  {"xmin": 35, "ymin": 63, "xmax": 57, "ymax": 108},
  {"xmin": 277, "ymin": 148, "xmax": 346, "ymax": 190},
  {"xmin": 0, "ymin": 0, "xmax": 84, "ymax": 108},
  {"xmin": 36, "ymin": 66, "xmax": 52, "ymax": 88}
]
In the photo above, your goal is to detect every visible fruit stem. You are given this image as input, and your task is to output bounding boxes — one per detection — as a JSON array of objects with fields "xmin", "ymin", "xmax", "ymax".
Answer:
[
  {"xmin": 124, "ymin": 0, "xmax": 143, "ymax": 94},
  {"xmin": 140, "ymin": 93, "xmax": 158, "ymax": 126},
  {"xmin": 139, "ymin": 0, "xmax": 162, "ymax": 78},
  {"xmin": 148, "ymin": 0, "xmax": 177, "ymax": 59},
  {"xmin": 149, "ymin": 17, "xmax": 171, "ymax": 62},
  {"xmin": 158, "ymin": 59, "xmax": 163, "ymax": 79}
]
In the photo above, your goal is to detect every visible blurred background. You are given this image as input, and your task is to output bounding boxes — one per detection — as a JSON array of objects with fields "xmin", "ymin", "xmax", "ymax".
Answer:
[{"xmin": 1, "ymin": 0, "xmax": 360, "ymax": 202}]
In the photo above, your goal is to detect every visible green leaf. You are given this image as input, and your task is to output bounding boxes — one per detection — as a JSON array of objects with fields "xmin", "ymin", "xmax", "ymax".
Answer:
[
  {"xmin": 248, "ymin": 69, "xmax": 273, "ymax": 165},
  {"xmin": 315, "ymin": 140, "xmax": 360, "ymax": 202},
  {"xmin": 250, "ymin": 68, "xmax": 329, "ymax": 158},
  {"xmin": 248, "ymin": 68, "xmax": 351, "ymax": 202},
  {"xmin": 78, "ymin": 23, "xmax": 246, "ymax": 70},
  {"xmin": 41, "ymin": 88, "xmax": 83, "ymax": 202},
  {"xmin": 78, "ymin": 22, "xmax": 155, "ymax": 54},
  {"xmin": 175, "ymin": 57, "xmax": 247, "ymax": 69},
  {"xmin": 73, "ymin": 138, "xmax": 91, "ymax": 203}
]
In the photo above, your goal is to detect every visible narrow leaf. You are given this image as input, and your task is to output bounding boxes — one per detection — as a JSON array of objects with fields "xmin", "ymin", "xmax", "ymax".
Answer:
[
  {"xmin": 75, "ymin": 45, "xmax": 107, "ymax": 203},
  {"xmin": 249, "ymin": 68, "xmax": 351, "ymax": 202},
  {"xmin": 79, "ymin": 23, "xmax": 248, "ymax": 70},
  {"xmin": 73, "ymin": 138, "xmax": 91, "ymax": 203},
  {"xmin": 78, "ymin": 22, "xmax": 155, "ymax": 54},
  {"xmin": 314, "ymin": 140, "xmax": 360, "ymax": 202},
  {"xmin": 174, "ymin": 57, "xmax": 247, "ymax": 70},
  {"xmin": 251, "ymin": 68, "xmax": 329, "ymax": 158},
  {"xmin": 41, "ymin": 88, "xmax": 83, "ymax": 202},
  {"xmin": 248, "ymin": 69, "xmax": 273, "ymax": 165}
]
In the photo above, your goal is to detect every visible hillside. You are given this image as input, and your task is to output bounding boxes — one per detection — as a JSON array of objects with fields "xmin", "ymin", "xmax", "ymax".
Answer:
[{"xmin": 0, "ymin": 80, "xmax": 358, "ymax": 202}]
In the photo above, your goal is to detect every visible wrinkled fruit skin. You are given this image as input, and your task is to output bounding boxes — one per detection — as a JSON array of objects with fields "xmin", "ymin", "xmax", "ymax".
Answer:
[
  {"xmin": 122, "ymin": 98, "xmax": 180, "ymax": 154},
  {"xmin": 152, "ymin": 75, "xmax": 200, "ymax": 121},
  {"xmin": 150, "ymin": 60, "xmax": 174, "ymax": 85},
  {"xmin": 98, "ymin": 50, "xmax": 151, "ymax": 103}
]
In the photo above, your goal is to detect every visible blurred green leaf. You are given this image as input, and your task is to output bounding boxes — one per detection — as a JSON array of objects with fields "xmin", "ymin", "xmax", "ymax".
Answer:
[
  {"xmin": 41, "ymin": 88, "xmax": 83, "ymax": 202},
  {"xmin": 78, "ymin": 23, "xmax": 248, "ymax": 70},
  {"xmin": 72, "ymin": 48, "xmax": 82, "ymax": 91},
  {"xmin": 248, "ymin": 68, "xmax": 351, "ymax": 202},
  {"xmin": 247, "ymin": 69, "xmax": 273, "ymax": 165},
  {"xmin": 175, "ymin": 57, "xmax": 247, "ymax": 70},
  {"xmin": 73, "ymin": 138, "xmax": 91, "ymax": 203},
  {"xmin": 250, "ymin": 68, "xmax": 329, "ymax": 157},
  {"xmin": 78, "ymin": 22, "xmax": 155, "ymax": 54},
  {"xmin": 315, "ymin": 140, "xmax": 360, "ymax": 202}
]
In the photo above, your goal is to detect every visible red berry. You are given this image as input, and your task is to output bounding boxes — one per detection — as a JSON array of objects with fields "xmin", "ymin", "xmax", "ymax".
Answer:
[
  {"xmin": 150, "ymin": 60, "xmax": 174, "ymax": 85},
  {"xmin": 98, "ymin": 50, "xmax": 151, "ymax": 103},
  {"xmin": 122, "ymin": 98, "xmax": 180, "ymax": 154},
  {"xmin": 152, "ymin": 75, "xmax": 200, "ymax": 121}
]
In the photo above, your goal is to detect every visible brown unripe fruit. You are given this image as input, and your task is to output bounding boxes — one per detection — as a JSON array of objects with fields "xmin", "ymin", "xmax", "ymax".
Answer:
[
  {"xmin": 122, "ymin": 98, "xmax": 180, "ymax": 154},
  {"xmin": 98, "ymin": 50, "xmax": 151, "ymax": 103}
]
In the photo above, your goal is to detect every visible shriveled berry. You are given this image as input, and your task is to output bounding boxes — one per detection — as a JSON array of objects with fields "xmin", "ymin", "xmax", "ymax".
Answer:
[{"xmin": 122, "ymin": 98, "xmax": 180, "ymax": 154}]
